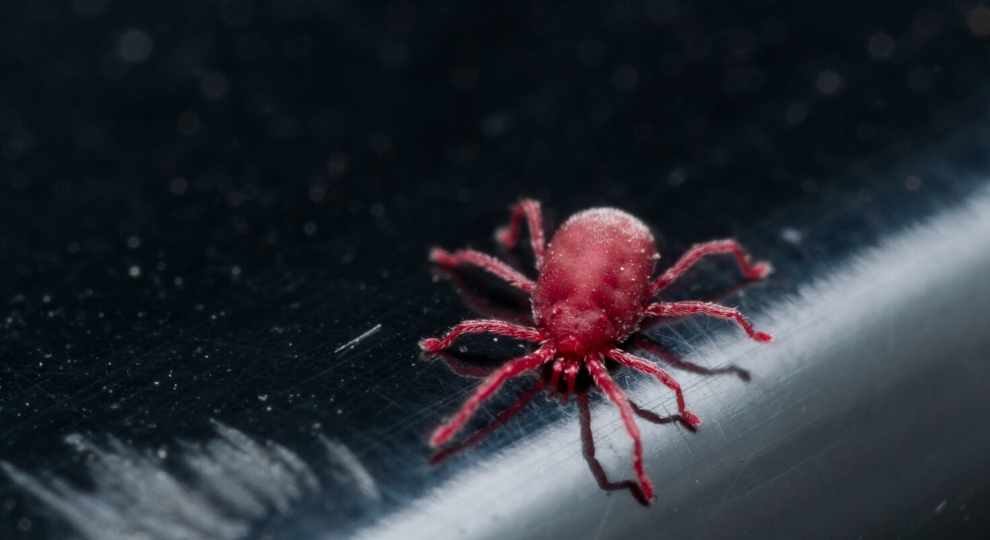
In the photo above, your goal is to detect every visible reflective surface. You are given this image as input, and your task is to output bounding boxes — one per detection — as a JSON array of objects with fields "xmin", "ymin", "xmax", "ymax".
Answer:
[{"xmin": 3, "ymin": 2, "xmax": 990, "ymax": 539}]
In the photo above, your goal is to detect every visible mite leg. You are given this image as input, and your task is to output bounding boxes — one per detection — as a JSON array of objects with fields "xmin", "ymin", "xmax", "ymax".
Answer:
[
  {"xmin": 586, "ymin": 354, "xmax": 655, "ymax": 502},
  {"xmin": 430, "ymin": 248, "xmax": 535, "ymax": 294},
  {"xmin": 563, "ymin": 359, "xmax": 580, "ymax": 402},
  {"xmin": 494, "ymin": 198, "xmax": 546, "ymax": 270},
  {"xmin": 606, "ymin": 348, "xmax": 702, "ymax": 428},
  {"xmin": 430, "ymin": 346, "xmax": 555, "ymax": 447},
  {"xmin": 651, "ymin": 239, "xmax": 771, "ymax": 295},
  {"xmin": 419, "ymin": 319, "xmax": 544, "ymax": 353},
  {"xmin": 548, "ymin": 358, "xmax": 565, "ymax": 396},
  {"xmin": 431, "ymin": 378, "xmax": 545, "ymax": 465},
  {"xmin": 645, "ymin": 301, "xmax": 772, "ymax": 342},
  {"xmin": 577, "ymin": 392, "xmax": 649, "ymax": 505}
]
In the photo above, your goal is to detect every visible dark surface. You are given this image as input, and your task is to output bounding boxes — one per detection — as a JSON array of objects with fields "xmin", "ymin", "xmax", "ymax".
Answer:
[{"xmin": 3, "ymin": 1, "xmax": 990, "ymax": 539}]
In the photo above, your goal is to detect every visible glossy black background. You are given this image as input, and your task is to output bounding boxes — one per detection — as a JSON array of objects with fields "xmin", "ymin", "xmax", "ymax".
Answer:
[{"xmin": 3, "ymin": 1, "xmax": 990, "ymax": 538}]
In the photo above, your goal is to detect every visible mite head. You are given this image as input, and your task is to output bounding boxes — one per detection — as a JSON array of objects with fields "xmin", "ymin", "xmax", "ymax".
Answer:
[{"xmin": 541, "ymin": 301, "xmax": 617, "ymax": 355}]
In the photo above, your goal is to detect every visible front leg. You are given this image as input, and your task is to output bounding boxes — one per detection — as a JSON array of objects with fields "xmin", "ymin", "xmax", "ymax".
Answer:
[
  {"xmin": 419, "ymin": 319, "xmax": 544, "ymax": 353},
  {"xmin": 430, "ymin": 248, "xmax": 535, "ymax": 295},
  {"xmin": 430, "ymin": 346, "xmax": 555, "ymax": 447},
  {"xmin": 651, "ymin": 239, "xmax": 771, "ymax": 295},
  {"xmin": 494, "ymin": 198, "xmax": 546, "ymax": 270},
  {"xmin": 645, "ymin": 301, "xmax": 772, "ymax": 342}
]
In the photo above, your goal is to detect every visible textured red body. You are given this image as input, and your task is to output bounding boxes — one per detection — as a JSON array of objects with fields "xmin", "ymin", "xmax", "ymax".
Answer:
[
  {"xmin": 420, "ymin": 199, "xmax": 773, "ymax": 502},
  {"xmin": 534, "ymin": 209, "xmax": 657, "ymax": 355}
]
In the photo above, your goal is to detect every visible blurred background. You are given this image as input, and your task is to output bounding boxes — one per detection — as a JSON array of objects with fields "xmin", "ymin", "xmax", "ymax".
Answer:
[{"xmin": 2, "ymin": 1, "xmax": 990, "ymax": 539}]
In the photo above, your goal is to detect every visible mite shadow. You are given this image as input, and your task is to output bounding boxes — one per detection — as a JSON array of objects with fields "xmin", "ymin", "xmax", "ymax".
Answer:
[{"xmin": 424, "ymin": 263, "xmax": 753, "ymax": 505}]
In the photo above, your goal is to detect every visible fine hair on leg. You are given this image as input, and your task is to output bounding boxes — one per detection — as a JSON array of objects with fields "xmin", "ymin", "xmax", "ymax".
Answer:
[
  {"xmin": 431, "ymin": 378, "xmax": 546, "ymax": 465},
  {"xmin": 645, "ymin": 301, "xmax": 772, "ymax": 342},
  {"xmin": 586, "ymin": 354, "xmax": 655, "ymax": 501},
  {"xmin": 419, "ymin": 319, "xmax": 544, "ymax": 353},
  {"xmin": 651, "ymin": 239, "xmax": 771, "ymax": 295},
  {"xmin": 576, "ymin": 392, "xmax": 649, "ymax": 505},
  {"xmin": 430, "ymin": 346, "xmax": 555, "ymax": 447},
  {"xmin": 494, "ymin": 198, "xmax": 546, "ymax": 269},
  {"xmin": 606, "ymin": 348, "xmax": 701, "ymax": 427},
  {"xmin": 430, "ymin": 247, "xmax": 536, "ymax": 294}
]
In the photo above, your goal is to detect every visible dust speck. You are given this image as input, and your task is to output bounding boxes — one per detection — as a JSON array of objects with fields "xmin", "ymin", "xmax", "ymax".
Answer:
[
  {"xmin": 780, "ymin": 227, "xmax": 803, "ymax": 245},
  {"xmin": 117, "ymin": 28, "xmax": 153, "ymax": 64},
  {"xmin": 935, "ymin": 499, "xmax": 947, "ymax": 514}
]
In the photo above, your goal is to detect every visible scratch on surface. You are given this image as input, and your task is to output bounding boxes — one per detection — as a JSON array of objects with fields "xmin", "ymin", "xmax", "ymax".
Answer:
[
  {"xmin": 592, "ymin": 492, "xmax": 616, "ymax": 540},
  {"xmin": 334, "ymin": 323, "xmax": 383, "ymax": 354},
  {"xmin": 680, "ymin": 320, "xmax": 732, "ymax": 442},
  {"xmin": 740, "ymin": 436, "xmax": 844, "ymax": 498}
]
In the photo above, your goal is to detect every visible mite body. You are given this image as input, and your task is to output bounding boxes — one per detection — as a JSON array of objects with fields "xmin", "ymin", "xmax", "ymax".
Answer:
[
  {"xmin": 534, "ymin": 208, "xmax": 658, "ymax": 355},
  {"xmin": 420, "ymin": 199, "xmax": 772, "ymax": 501}
]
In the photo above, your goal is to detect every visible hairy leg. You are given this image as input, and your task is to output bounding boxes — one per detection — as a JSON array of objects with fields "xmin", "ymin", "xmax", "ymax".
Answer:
[
  {"xmin": 419, "ymin": 319, "xmax": 543, "ymax": 353},
  {"xmin": 564, "ymin": 359, "xmax": 580, "ymax": 402},
  {"xmin": 645, "ymin": 301, "xmax": 773, "ymax": 342},
  {"xmin": 549, "ymin": 358, "xmax": 565, "ymax": 395},
  {"xmin": 494, "ymin": 198, "xmax": 546, "ymax": 269},
  {"xmin": 651, "ymin": 239, "xmax": 771, "ymax": 295},
  {"xmin": 586, "ymin": 354, "xmax": 655, "ymax": 502},
  {"xmin": 430, "ymin": 346, "xmax": 555, "ymax": 447},
  {"xmin": 606, "ymin": 348, "xmax": 702, "ymax": 428},
  {"xmin": 431, "ymin": 378, "xmax": 545, "ymax": 465},
  {"xmin": 430, "ymin": 248, "xmax": 535, "ymax": 294}
]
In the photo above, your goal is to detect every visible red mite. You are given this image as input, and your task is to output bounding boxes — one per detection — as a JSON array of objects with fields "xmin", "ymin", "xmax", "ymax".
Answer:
[{"xmin": 420, "ymin": 199, "xmax": 772, "ymax": 501}]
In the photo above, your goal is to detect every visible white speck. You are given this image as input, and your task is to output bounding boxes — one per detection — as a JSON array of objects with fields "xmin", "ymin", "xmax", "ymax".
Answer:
[
  {"xmin": 935, "ymin": 499, "xmax": 948, "ymax": 514},
  {"xmin": 867, "ymin": 32, "xmax": 896, "ymax": 60},
  {"xmin": 780, "ymin": 227, "xmax": 803, "ymax": 245},
  {"xmin": 231, "ymin": 265, "xmax": 242, "ymax": 277},
  {"xmin": 117, "ymin": 28, "xmax": 154, "ymax": 64},
  {"xmin": 128, "ymin": 265, "xmax": 142, "ymax": 278},
  {"xmin": 169, "ymin": 177, "xmax": 188, "ymax": 195},
  {"xmin": 667, "ymin": 168, "xmax": 687, "ymax": 186},
  {"xmin": 816, "ymin": 70, "xmax": 843, "ymax": 96},
  {"xmin": 481, "ymin": 113, "xmax": 513, "ymax": 138},
  {"xmin": 257, "ymin": 394, "xmax": 268, "ymax": 402}
]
